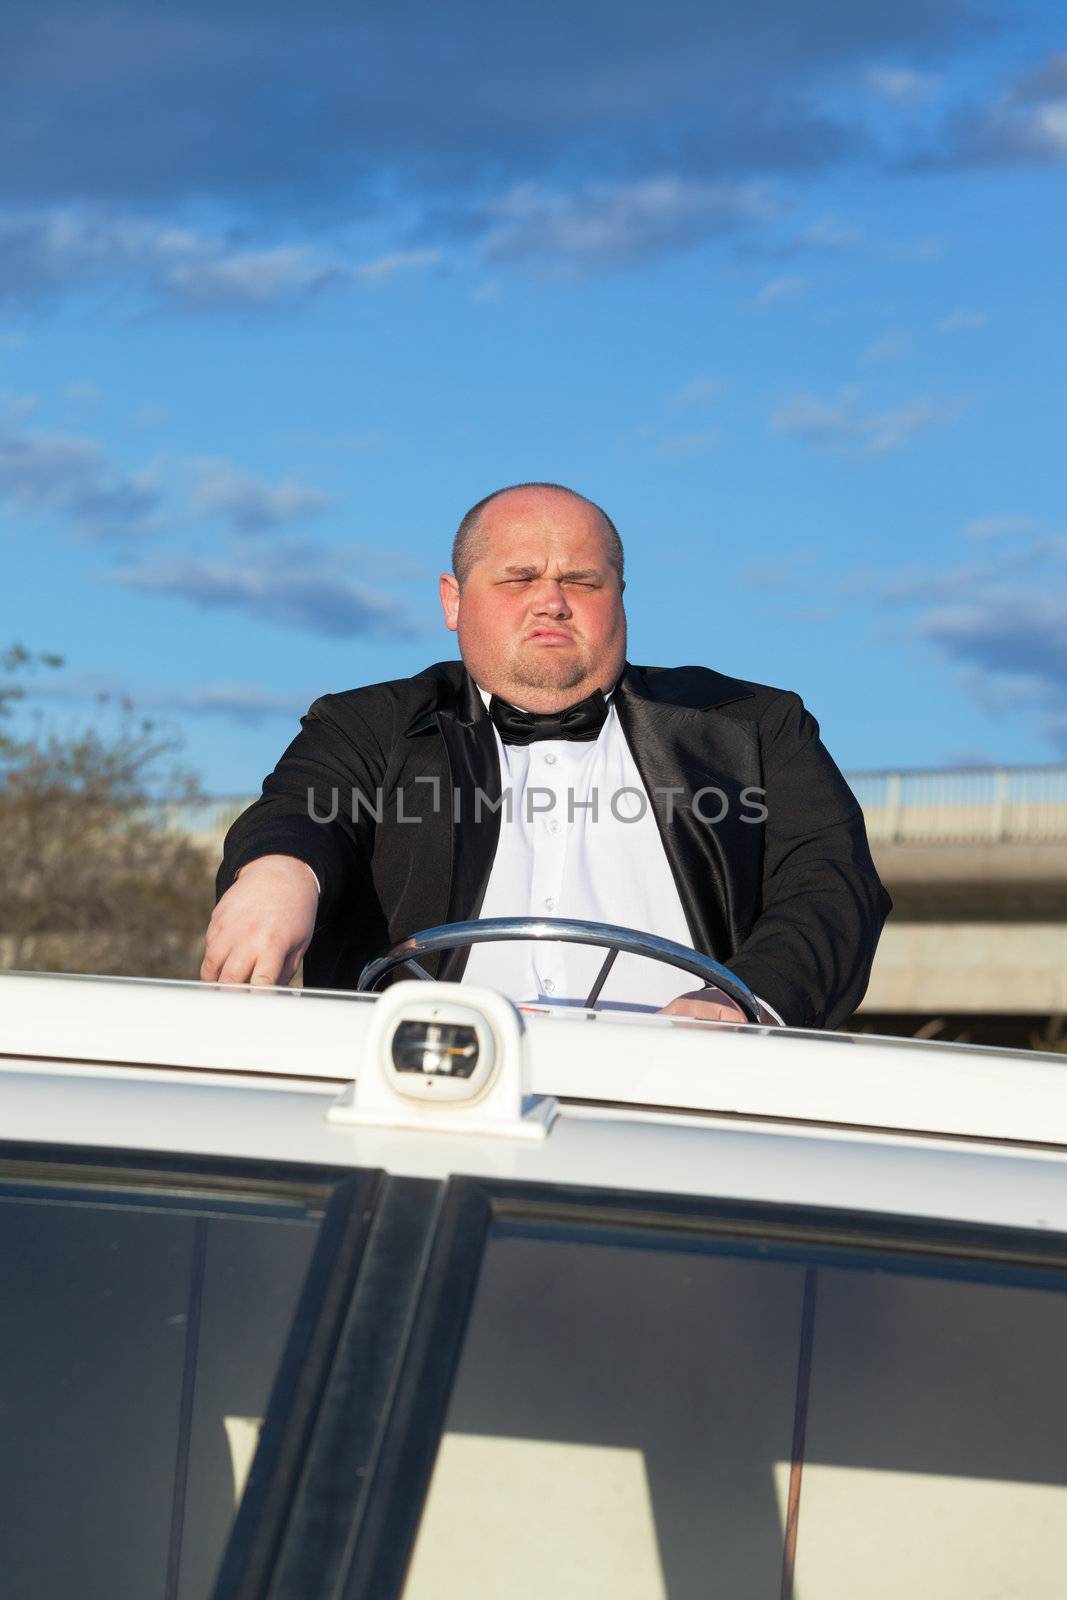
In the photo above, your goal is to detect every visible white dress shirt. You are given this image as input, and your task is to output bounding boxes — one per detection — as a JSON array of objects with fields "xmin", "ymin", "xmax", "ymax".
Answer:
[{"xmin": 464, "ymin": 693, "xmax": 754, "ymax": 1013}]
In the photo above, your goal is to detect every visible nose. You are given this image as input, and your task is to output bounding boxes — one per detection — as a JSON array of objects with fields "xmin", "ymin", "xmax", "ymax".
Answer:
[{"xmin": 530, "ymin": 579, "xmax": 572, "ymax": 618}]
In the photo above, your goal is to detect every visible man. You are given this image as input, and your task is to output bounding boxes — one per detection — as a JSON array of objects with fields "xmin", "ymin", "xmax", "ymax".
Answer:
[{"xmin": 203, "ymin": 483, "xmax": 890, "ymax": 1028}]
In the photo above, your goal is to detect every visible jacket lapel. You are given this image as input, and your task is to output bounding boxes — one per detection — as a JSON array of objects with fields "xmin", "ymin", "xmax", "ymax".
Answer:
[
  {"xmin": 407, "ymin": 669, "xmax": 501, "ymax": 980},
  {"xmin": 614, "ymin": 665, "xmax": 760, "ymax": 962}
]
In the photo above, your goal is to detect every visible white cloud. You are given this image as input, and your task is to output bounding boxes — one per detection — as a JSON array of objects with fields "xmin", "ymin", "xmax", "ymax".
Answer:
[
  {"xmin": 771, "ymin": 385, "xmax": 961, "ymax": 457},
  {"xmin": 333, "ymin": 430, "xmax": 385, "ymax": 452},
  {"xmin": 480, "ymin": 177, "xmax": 778, "ymax": 271},
  {"xmin": 939, "ymin": 307, "xmax": 988, "ymax": 333},
  {"xmin": 891, "ymin": 235, "xmax": 945, "ymax": 263},
  {"xmin": 0, "ymin": 209, "xmax": 442, "ymax": 313},
  {"xmin": 844, "ymin": 528, "xmax": 1067, "ymax": 757},
  {"xmin": 354, "ymin": 249, "xmax": 443, "ymax": 283},
  {"xmin": 860, "ymin": 330, "xmax": 911, "ymax": 366},
  {"xmin": 878, "ymin": 551, "xmax": 1040, "ymax": 605},
  {"xmin": 1007, "ymin": 51, "xmax": 1067, "ymax": 156},
  {"xmin": 938, "ymin": 49, "xmax": 1067, "ymax": 166},
  {"xmin": 755, "ymin": 274, "xmax": 809, "ymax": 305},
  {"xmin": 963, "ymin": 514, "xmax": 1036, "ymax": 541},
  {"xmin": 795, "ymin": 214, "xmax": 865, "ymax": 251},
  {"xmin": 919, "ymin": 594, "xmax": 1067, "ymax": 698},
  {"xmin": 190, "ymin": 459, "xmax": 331, "ymax": 533},
  {"xmin": 0, "ymin": 209, "xmax": 349, "ymax": 312},
  {"xmin": 656, "ymin": 428, "xmax": 719, "ymax": 459},
  {"xmin": 0, "ymin": 390, "xmax": 39, "ymax": 422},
  {"xmin": 1031, "ymin": 101, "xmax": 1067, "ymax": 154},
  {"xmin": 784, "ymin": 215, "xmax": 945, "ymax": 263},
  {"xmin": 132, "ymin": 403, "xmax": 170, "ymax": 430},
  {"xmin": 160, "ymin": 243, "xmax": 345, "ymax": 309},
  {"xmin": 29, "ymin": 669, "xmax": 312, "ymax": 726},
  {"xmin": 62, "ymin": 380, "xmax": 104, "ymax": 405},
  {"xmin": 865, "ymin": 65, "xmax": 938, "ymax": 106},
  {"xmin": 667, "ymin": 376, "xmax": 725, "ymax": 410},
  {"xmin": 0, "ymin": 416, "xmax": 161, "ymax": 539},
  {"xmin": 110, "ymin": 538, "xmax": 425, "ymax": 639},
  {"xmin": 148, "ymin": 682, "xmax": 312, "ymax": 724},
  {"xmin": 280, "ymin": 429, "xmax": 386, "ymax": 454},
  {"xmin": 739, "ymin": 551, "xmax": 816, "ymax": 592}
]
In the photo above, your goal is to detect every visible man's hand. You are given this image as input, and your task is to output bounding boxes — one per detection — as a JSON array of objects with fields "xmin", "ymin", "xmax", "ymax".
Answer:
[
  {"xmin": 659, "ymin": 985, "xmax": 785, "ymax": 1025},
  {"xmin": 200, "ymin": 855, "xmax": 320, "ymax": 987},
  {"xmin": 658, "ymin": 985, "xmax": 749, "ymax": 1023}
]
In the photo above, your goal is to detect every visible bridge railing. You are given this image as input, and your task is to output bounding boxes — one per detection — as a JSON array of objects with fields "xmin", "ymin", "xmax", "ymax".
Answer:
[{"xmin": 850, "ymin": 766, "xmax": 1067, "ymax": 844}]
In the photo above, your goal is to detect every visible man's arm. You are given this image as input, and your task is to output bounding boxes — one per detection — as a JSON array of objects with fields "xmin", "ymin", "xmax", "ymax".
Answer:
[
  {"xmin": 723, "ymin": 690, "xmax": 891, "ymax": 1029},
  {"xmin": 201, "ymin": 854, "xmax": 320, "ymax": 986},
  {"xmin": 202, "ymin": 693, "xmax": 388, "ymax": 986}
]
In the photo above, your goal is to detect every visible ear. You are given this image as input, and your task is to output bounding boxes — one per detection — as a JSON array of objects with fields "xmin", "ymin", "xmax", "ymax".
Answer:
[{"xmin": 439, "ymin": 572, "xmax": 460, "ymax": 632}]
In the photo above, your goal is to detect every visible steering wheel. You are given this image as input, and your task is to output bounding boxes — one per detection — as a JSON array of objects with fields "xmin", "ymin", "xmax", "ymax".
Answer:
[{"xmin": 355, "ymin": 915, "xmax": 762, "ymax": 1022}]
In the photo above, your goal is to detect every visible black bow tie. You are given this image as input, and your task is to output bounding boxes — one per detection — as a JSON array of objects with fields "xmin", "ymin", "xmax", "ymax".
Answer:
[{"xmin": 488, "ymin": 689, "xmax": 609, "ymax": 745}]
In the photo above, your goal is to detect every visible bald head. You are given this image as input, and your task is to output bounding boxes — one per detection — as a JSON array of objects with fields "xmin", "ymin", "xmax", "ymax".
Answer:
[
  {"xmin": 452, "ymin": 482, "xmax": 624, "ymax": 586},
  {"xmin": 439, "ymin": 481, "xmax": 628, "ymax": 710}
]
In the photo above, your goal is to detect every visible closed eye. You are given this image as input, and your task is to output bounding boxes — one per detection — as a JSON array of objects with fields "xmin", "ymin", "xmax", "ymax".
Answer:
[{"xmin": 496, "ymin": 573, "xmax": 601, "ymax": 587}]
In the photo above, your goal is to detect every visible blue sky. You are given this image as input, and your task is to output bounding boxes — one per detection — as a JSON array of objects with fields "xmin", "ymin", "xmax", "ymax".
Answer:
[{"xmin": 2, "ymin": 0, "xmax": 1065, "ymax": 791}]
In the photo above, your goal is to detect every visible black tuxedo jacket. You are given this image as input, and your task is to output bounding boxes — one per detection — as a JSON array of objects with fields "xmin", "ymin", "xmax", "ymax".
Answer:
[{"xmin": 217, "ymin": 660, "xmax": 891, "ymax": 1028}]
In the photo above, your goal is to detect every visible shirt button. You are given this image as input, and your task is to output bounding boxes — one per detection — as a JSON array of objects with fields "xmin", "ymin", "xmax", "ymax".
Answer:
[
  {"xmin": 544, "ymin": 752, "xmax": 557, "ymax": 765},
  {"xmin": 543, "ymin": 896, "xmax": 556, "ymax": 911},
  {"xmin": 548, "ymin": 819, "xmax": 562, "ymax": 835},
  {"xmin": 543, "ymin": 978, "xmax": 556, "ymax": 994}
]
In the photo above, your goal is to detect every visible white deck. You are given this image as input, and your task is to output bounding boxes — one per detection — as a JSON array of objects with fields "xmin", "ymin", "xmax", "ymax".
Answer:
[{"xmin": 2, "ymin": 969, "xmax": 1066, "ymax": 1145}]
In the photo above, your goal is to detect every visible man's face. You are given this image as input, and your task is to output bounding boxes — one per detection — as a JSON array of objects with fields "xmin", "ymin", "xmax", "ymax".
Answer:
[{"xmin": 439, "ymin": 488, "xmax": 627, "ymax": 710}]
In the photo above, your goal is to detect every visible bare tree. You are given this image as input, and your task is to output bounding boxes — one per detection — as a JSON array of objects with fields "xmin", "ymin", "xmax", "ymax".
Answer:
[{"xmin": 0, "ymin": 645, "xmax": 216, "ymax": 978}]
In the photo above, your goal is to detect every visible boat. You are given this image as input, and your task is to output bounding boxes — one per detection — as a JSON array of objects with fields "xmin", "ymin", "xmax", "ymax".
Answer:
[{"xmin": 2, "ymin": 915, "xmax": 1067, "ymax": 1599}]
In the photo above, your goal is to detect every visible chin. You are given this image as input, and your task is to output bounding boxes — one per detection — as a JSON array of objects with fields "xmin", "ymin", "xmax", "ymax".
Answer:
[{"xmin": 511, "ymin": 657, "xmax": 589, "ymax": 694}]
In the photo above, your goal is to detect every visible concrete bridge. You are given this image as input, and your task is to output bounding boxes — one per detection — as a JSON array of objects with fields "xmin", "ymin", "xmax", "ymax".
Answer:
[
  {"xmin": 186, "ymin": 764, "xmax": 1067, "ymax": 1047},
  {"xmin": 850, "ymin": 766, "xmax": 1067, "ymax": 1045}
]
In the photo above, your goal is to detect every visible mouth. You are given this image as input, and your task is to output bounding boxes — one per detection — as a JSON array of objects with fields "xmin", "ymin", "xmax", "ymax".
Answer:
[{"xmin": 525, "ymin": 628, "xmax": 575, "ymax": 645}]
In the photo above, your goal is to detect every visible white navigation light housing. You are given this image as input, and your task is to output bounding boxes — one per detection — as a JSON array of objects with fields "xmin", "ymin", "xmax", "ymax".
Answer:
[
  {"xmin": 328, "ymin": 981, "xmax": 555, "ymax": 1139},
  {"xmin": 386, "ymin": 1002, "xmax": 497, "ymax": 1103}
]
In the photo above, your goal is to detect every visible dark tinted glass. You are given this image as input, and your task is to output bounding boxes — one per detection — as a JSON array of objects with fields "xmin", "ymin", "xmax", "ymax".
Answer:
[
  {"xmin": 404, "ymin": 1222, "xmax": 1067, "ymax": 1600},
  {"xmin": 0, "ymin": 1164, "xmax": 324, "ymax": 1600}
]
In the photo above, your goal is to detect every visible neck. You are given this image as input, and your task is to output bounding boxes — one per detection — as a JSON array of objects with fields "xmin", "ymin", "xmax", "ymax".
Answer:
[
  {"xmin": 478, "ymin": 682, "xmax": 615, "ymax": 714},
  {"xmin": 487, "ymin": 685, "xmax": 613, "ymax": 713},
  {"xmin": 474, "ymin": 669, "xmax": 624, "ymax": 715}
]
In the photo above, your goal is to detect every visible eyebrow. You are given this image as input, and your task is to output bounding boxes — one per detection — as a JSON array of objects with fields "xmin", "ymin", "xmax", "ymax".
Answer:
[{"xmin": 500, "ymin": 565, "xmax": 601, "ymax": 580}]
